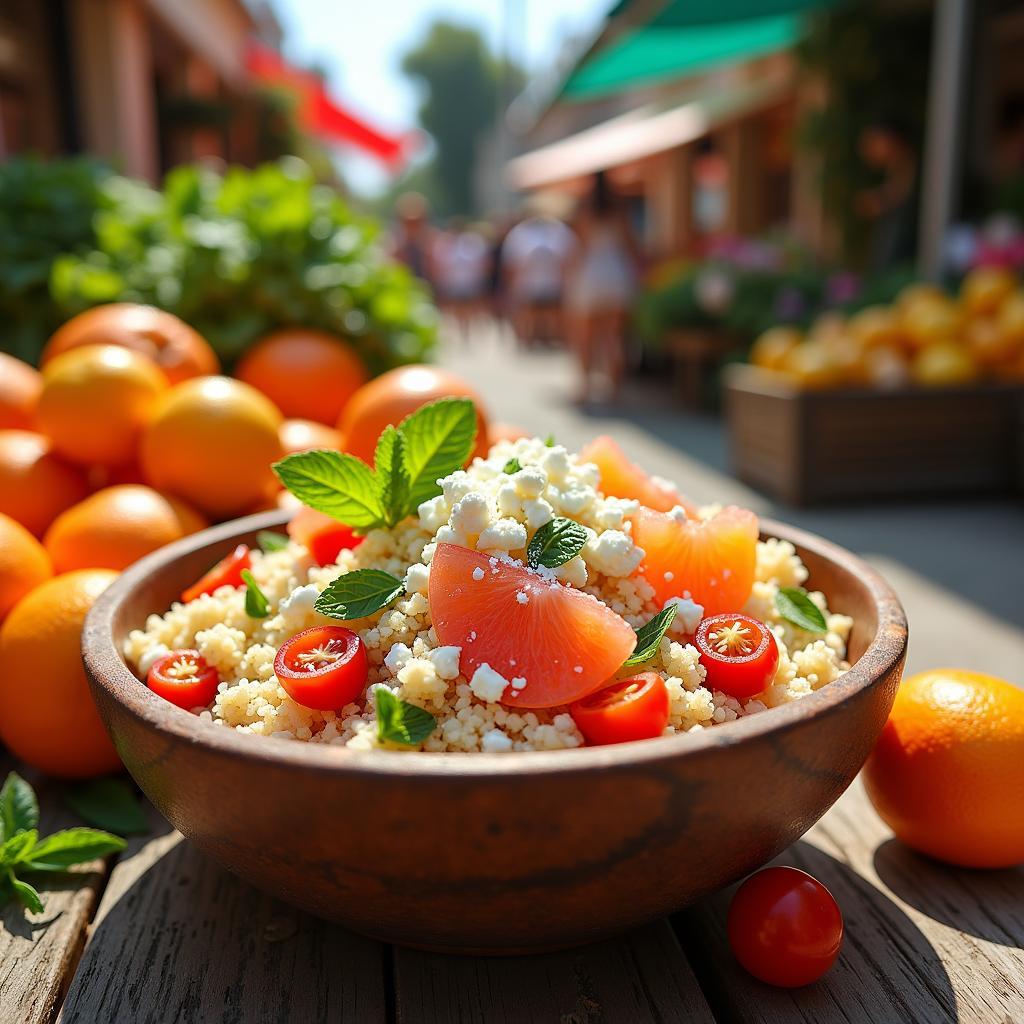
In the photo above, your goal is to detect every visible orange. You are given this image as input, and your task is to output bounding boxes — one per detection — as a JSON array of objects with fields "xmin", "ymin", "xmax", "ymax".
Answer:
[
  {"xmin": 0, "ymin": 568, "xmax": 122, "ymax": 778},
  {"xmin": 580, "ymin": 435, "xmax": 697, "ymax": 515},
  {"xmin": 749, "ymin": 326, "xmax": 802, "ymax": 371},
  {"xmin": 0, "ymin": 513, "xmax": 51, "ymax": 623},
  {"xmin": 44, "ymin": 484, "xmax": 207, "ymax": 573},
  {"xmin": 848, "ymin": 306, "xmax": 905, "ymax": 351},
  {"xmin": 996, "ymin": 289, "xmax": 1024, "ymax": 352},
  {"xmin": 959, "ymin": 265, "xmax": 1016, "ymax": 318},
  {"xmin": 0, "ymin": 430, "xmax": 91, "ymax": 536},
  {"xmin": 42, "ymin": 303, "xmax": 219, "ymax": 384},
  {"xmin": 900, "ymin": 295, "xmax": 962, "ymax": 351},
  {"xmin": 964, "ymin": 316, "xmax": 1021, "ymax": 368},
  {"xmin": 428, "ymin": 541, "xmax": 636, "ymax": 709},
  {"xmin": 911, "ymin": 342, "xmax": 978, "ymax": 387},
  {"xmin": 279, "ymin": 417, "xmax": 342, "ymax": 456},
  {"xmin": 779, "ymin": 342, "xmax": 842, "ymax": 389},
  {"xmin": 140, "ymin": 376, "xmax": 284, "ymax": 519},
  {"xmin": 339, "ymin": 365, "xmax": 489, "ymax": 464},
  {"xmin": 237, "ymin": 328, "xmax": 367, "ymax": 425},
  {"xmin": 631, "ymin": 505, "xmax": 759, "ymax": 616},
  {"xmin": 36, "ymin": 344, "xmax": 167, "ymax": 467},
  {"xmin": 0, "ymin": 352, "xmax": 43, "ymax": 430},
  {"xmin": 859, "ymin": 344, "xmax": 910, "ymax": 389},
  {"xmin": 863, "ymin": 669, "xmax": 1024, "ymax": 868}
]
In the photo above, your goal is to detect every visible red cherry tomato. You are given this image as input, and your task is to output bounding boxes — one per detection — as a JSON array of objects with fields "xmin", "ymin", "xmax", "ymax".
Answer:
[
  {"xmin": 181, "ymin": 544, "xmax": 251, "ymax": 603},
  {"xmin": 695, "ymin": 613, "xmax": 779, "ymax": 699},
  {"xmin": 728, "ymin": 866, "xmax": 843, "ymax": 987},
  {"xmin": 147, "ymin": 649, "xmax": 220, "ymax": 709},
  {"xmin": 287, "ymin": 506, "xmax": 364, "ymax": 566},
  {"xmin": 569, "ymin": 672, "xmax": 670, "ymax": 746},
  {"xmin": 274, "ymin": 625, "xmax": 369, "ymax": 711}
]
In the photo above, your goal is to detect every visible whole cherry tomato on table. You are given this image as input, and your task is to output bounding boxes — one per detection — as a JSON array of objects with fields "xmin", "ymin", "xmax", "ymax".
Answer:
[
  {"xmin": 147, "ymin": 650, "xmax": 220, "ymax": 709},
  {"xmin": 695, "ymin": 613, "xmax": 779, "ymax": 700},
  {"xmin": 727, "ymin": 866, "xmax": 844, "ymax": 987},
  {"xmin": 181, "ymin": 544, "xmax": 251, "ymax": 603},
  {"xmin": 274, "ymin": 625, "xmax": 369, "ymax": 711},
  {"xmin": 570, "ymin": 672, "xmax": 670, "ymax": 746}
]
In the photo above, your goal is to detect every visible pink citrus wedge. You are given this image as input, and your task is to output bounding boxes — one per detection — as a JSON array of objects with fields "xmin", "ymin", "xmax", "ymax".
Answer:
[{"xmin": 580, "ymin": 435, "xmax": 697, "ymax": 515}]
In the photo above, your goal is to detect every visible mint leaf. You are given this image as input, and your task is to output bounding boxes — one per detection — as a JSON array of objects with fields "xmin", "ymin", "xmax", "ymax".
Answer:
[
  {"xmin": 624, "ymin": 605, "xmax": 678, "ymax": 667},
  {"xmin": 544, "ymin": 434, "xmax": 556, "ymax": 447},
  {"xmin": 775, "ymin": 587, "xmax": 827, "ymax": 633},
  {"xmin": 241, "ymin": 570, "xmax": 270, "ymax": 618},
  {"xmin": 0, "ymin": 829, "xmax": 37, "ymax": 866},
  {"xmin": 63, "ymin": 778, "xmax": 149, "ymax": 836},
  {"xmin": 375, "ymin": 687, "xmax": 436, "ymax": 746},
  {"xmin": 315, "ymin": 569, "xmax": 404, "ymax": 621},
  {"xmin": 0, "ymin": 772, "xmax": 38, "ymax": 842},
  {"xmin": 398, "ymin": 398, "xmax": 477, "ymax": 509},
  {"xmin": 528, "ymin": 517, "xmax": 588, "ymax": 569},
  {"xmin": 375, "ymin": 426, "xmax": 410, "ymax": 527},
  {"xmin": 257, "ymin": 530, "xmax": 289, "ymax": 553},
  {"xmin": 503, "ymin": 457, "xmax": 521, "ymax": 474},
  {"xmin": 25, "ymin": 828, "xmax": 126, "ymax": 869},
  {"xmin": 273, "ymin": 449, "xmax": 383, "ymax": 529},
  {"xmin": 11, "ymin": 876, "xmax": 43, "ymax": 914}
]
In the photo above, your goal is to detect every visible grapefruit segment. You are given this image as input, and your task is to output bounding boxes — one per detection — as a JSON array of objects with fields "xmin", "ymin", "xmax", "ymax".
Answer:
[
  {"xmin": 580, "ymin": 435, "xmax": 697, "ymax": 515},
  {"xmin": 428, "ymin": 542, "xmax": 636, "ymax": 709},
  {"xmin": 632, "ymin": 506, "xmax": 758, "ymax": 616}
]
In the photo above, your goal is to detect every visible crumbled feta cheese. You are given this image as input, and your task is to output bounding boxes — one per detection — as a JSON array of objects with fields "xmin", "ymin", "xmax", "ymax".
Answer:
[
  {"xmin": 404, "ymin": 562, "xmax": 430, "ymax": 595},
  {"xmin": 384, "ymin": 642, "xmax": 413, "ymax": 675},
  {"xmin": 521, "ymin": 497, "xmax": 554, "ymax": 528},
  {"xmin": 472, "ymin": 567, "xmax": 485, "ymax": 581},
  {"xmin": 137, "ymin": 643, "xmax": 170, "ymax": 676},
  {"xmin": 553, "ymin": 554, "xmax": 588, "ymax": 588},
  {"xmin": 516, "ymin": 590, "xmax": 529, "ymax": 605},
  {"xmin": 451, "ymin": 492, "xmax": 490, "ymax": 535},
  {"xmin": 481, "ymin": 728, "xmax": 514, "ymax": 752},
  {"xmin": 469, "ymin": 663, "xmax": 509, "ymax": 703},
  {"xmin": 417, "ymin": 495, "xmax": 450, "ymax": 533},
  {"xmin": 278, "ymin": 584, "xmax": 320, "ymax": 626},
  {"xmin": 584, "ymin": 529, "xmax": 645, "ymax": 578},
  {"xmin": 426, "ymin": 645, "xmax": 461, "ymax": 679},
  {"xmin": 665, "ymin": 596, "xmax": 704, "ymax": 635},
  {"xmin": 540, "ymin": 446, "xmax": 571, "ymax": 482},
  {"xmin": 441, "ymin": 471, "xmax": 474, "ymax": 505},
  {"xmin": 477, "ymin": 517, "xmax": 528, "ymax": 552},
  {"xmin": 513, "ymin": 466, "xmax": 547, "ymax": 499}
]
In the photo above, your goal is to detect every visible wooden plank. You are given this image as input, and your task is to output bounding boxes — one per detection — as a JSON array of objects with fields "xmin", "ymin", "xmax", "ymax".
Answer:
[
  {"xmin": 0, "ymin": 759, "xmax": 109, "ymax": 1024},
  {"xmin": 57, "ymin": 806, "xmax": 388, "ymax": 1024},
  {"xmin": 675, "ymin": 777, "xmax": 1024, "ymax": 1024},
  {"xmin": 394, "ymin": 919, "xmax": 716, "ymax": 1024}
]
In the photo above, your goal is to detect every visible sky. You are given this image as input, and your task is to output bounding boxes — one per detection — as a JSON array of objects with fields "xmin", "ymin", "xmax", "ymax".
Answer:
[{"xmin": 273, "ymin": 0, "xmax": 610, "ymax": 195}]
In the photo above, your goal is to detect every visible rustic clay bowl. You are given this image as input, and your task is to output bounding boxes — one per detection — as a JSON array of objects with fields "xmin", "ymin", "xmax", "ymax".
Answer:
[{"xmin": 83, "ymin": 510, "xmax": 907, "ymax": 954}]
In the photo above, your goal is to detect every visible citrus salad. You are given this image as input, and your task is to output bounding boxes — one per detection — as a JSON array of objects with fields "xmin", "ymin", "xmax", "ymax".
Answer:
[{"xmin": 125, "ymin": 399, "xmax": 852, "ymax": 752}]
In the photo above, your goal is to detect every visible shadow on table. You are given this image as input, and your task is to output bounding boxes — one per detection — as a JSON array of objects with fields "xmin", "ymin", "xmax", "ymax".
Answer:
[{"xmin": 873, "ymin": 838, "xmax": 1024, "ymax": 946}]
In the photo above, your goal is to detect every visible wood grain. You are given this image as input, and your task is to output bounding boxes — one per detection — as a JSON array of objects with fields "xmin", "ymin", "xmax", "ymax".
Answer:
[
  {"xmin": 675, "ymin": 777, "xmax": 1024, "ymax": 1024},
  {"xmin": 0, "ymin": 759, "xmax": 108, "ymax": 1024},
  {"xmin": 394, "ymin": 919, "xmax": 716, "ymax": 1023},
  {"xmin": 58, "ymin": 806, "xmax": 388, "ymax": 1024}
]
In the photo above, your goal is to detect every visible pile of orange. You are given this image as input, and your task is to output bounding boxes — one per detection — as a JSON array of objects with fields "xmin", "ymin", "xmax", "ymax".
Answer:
[
  {"xmin": 0, "ymin": 302, "xmax": 497, "ymax": 780},
  {"xmin": 750, "ymin": 266, "xmax": 1024, "ymax": 389}
]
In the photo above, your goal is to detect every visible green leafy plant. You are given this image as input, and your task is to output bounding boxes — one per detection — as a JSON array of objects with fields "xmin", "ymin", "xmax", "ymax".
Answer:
[
  {"xmin": 374, "ymin": 687, "xmax": 436, "ymax": 746},
  {"xmin": 62, "ymin": 778, "xmax": 149, "ymax": 836},
  {"xmin": 315, "ymin": 570, "xmax": 405, "ymax": 621},
  {"xmin": 257, "ymin": 531, "xmax": 289, "ymax": 553},
  {"xmin": 241, "ymin": 570, "xmax": 270, "ymax": 618},
  {"xmin": 0, "ymin": 773, "xmax": 126, "ymax": 914},
  {"xmin": 527, "ymin": 518, "xmax": 588, "ymax": 570},
  {"xmin": 624, "ymin": 604, "xmax": 678, "ymax": 667},
  {"xmin": 775, "ymin": 588, "xmax": 827, "ymax": 634}
]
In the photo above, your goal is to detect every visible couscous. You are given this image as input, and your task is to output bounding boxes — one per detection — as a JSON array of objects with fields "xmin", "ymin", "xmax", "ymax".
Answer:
[{"xmin": 126, "ymin": 399, "xmax": 852, "ymax": 752}]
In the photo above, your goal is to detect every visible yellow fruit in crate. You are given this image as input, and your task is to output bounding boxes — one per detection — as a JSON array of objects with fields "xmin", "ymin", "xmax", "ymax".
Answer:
[
  {"xmin": 911, "ymin": 342, "xmax": 979, "ymax": 387},
  {"xmin": 749, "ymin": 326, "xmax": 803, "ymax": 371},
  {"xmin": 821, "ymin": 331, "xmax": 864, "ymax": 386},
  {"xmin": 901, "ymin": 295, "xmax": 962, "ymax": 350},
  {"xmin": 897, "ymin": 282, "xmax": 946, "ymax": 314},
  {"xmin": 996, "ymin": 289, "xmax": 1024, "ymax": 350},
  {"xmin": 964, "ymin": 316, "xmax": 1020, "ymax": 368},
  {"xmin": 960, "ymin": 265, "xmax": 1016, "ymax": 317},
  {"xmin": 848, "ymin": 306, "xmax": 905, "ymax": 350},
  {"xmin": 806, "ymin": 311, "xmax": 846, "ymax": 345},
  {"xmin": 780, "ymin": 342, "xmax": 842, "ymax": 389},
  {"xmin": 860, "ymin": 344, "xmax": 911, "ymax": 390}
]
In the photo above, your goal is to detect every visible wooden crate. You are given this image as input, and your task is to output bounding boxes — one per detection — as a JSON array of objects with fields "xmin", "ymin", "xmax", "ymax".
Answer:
[{"xmin": 724, "ymin": 364, "xmax": 1024, "ymax": 505}]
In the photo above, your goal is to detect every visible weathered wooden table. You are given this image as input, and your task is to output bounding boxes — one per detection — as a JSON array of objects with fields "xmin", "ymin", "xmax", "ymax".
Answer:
[{"xmin": 3, "ymin": 752, "xmax": 1022, "ymax": 1024}]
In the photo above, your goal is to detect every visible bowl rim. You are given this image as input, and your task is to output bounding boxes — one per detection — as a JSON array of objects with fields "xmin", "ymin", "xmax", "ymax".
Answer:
[{"xmin": 83, "ymin": 510, "xmax": 908, "ymax": 780}]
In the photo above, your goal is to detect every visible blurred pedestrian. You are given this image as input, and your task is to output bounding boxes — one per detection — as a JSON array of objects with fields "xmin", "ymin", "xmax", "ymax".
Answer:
[
  {"xmin": 391, "ymin": 191, "xmax": 435, "ymax": 287},
  {"xmin": 501, "ymin": 210, "xmax": 576, "ymax": 348},
  {"xmin": 565, "ymin": 172, "xmax": 640, "ymax": 404},
  {"xmin": 433, "ymin": 218, "xmax": 491, "ymax": 342},
  {"xmin": 857, "ymin": 117, "xmax": 918, "ymax": 271}
]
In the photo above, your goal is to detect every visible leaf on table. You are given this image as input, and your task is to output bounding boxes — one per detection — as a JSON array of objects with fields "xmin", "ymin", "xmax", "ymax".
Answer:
[
  {"xmin": 0, "ymin": 771, "xmax": 39, "ymax": 841},
  {"xmin": 63, "ymin": 777, "xmax": 150, "ymax": 836}
]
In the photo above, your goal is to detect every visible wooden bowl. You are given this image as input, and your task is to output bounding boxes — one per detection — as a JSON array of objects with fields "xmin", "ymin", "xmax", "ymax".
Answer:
[{"xmin": 83, "ymin": 511, "xmax": 907, "ymax": 954}]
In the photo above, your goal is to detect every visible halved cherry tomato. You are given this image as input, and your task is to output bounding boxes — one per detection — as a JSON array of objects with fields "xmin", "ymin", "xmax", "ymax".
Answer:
[
  {"xmin": 569, "ymin": 672, "xmax": 670, "ymax": 746},
  {"xmin": 728, "ymin": 866, "xmax": 843, "ymax": 987},
  {"xmin": 147, "ymin": 649, "xmax": 220, "ymax": 709},
  {"xmin": 695, "ymin": 613, "xmax": 779, "ymax": 699},
  {"xmin": 287, "ymin": 506, "xmax": 364, "ymax": 566},
  {"xmin": 274, "ymin": 625, "xmax": 369, "ymax": 711},
  {"xmin": 181, "ymin": 544, "xmax": 251, "ymax": 603}
]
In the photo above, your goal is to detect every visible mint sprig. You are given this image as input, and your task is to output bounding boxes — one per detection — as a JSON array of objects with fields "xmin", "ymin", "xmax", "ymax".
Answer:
[
  {"xmin": 375, "ymin": 687, "xmax": 436, "ymax": 746},
  {"xmin": 62, "ymin": 778, "xmax": 149, "ymax": 836},
  {"xmin": 623, "ymin": 605, "xmax": 678, "ymax": 667},
  {"xmin": 241, "ymin": 570, "xmax": 270, "ymax": 618},
  {"xmin": 315, "ymin": 569, "xmax": 404, "ymax": 621},
  {"xmin": 272, "ymin": 397, "xmax": 477, "ymax": 533},
  {"xmin": 257, "ymin": 530, "xmax": 289, "ymax": 553},
  {"xmin": 0, "ymin": 772, "xmax": 126, "ymax": 915},
  {"xmin": 503, "ymin": 457, "xmax": 522, "ymax": 474},
  {"xmin": 775, "ymin": 587, "xmax": 827, "ymax": 634},
  {"xmin": 528, "ymin": 517, "xmax": 588, "ymax": 569}
]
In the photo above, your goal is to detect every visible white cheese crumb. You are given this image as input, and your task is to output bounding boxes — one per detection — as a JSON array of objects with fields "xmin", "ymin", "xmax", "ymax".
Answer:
[
  {"xmin": 584, "ymin": 529, "xmax": 645, "ymax": 578},
  {"xmin": 278, "ymin": 584, "xmax": 320, "ymax": 626},
  {"xmin": 404, "ymin": 562, "xmax": 430, "ymax": 595},
  {"xmin": 469, "ymin": 663, "xmax": 509, "ymax": 703},
  {"xmin": 472, "ymin": 567, "xmax": 485, "ymax": 581},
  {"xmin": 451, "ymin": 492, "xmax": 490, "ymax": 535},
  {"xmin": 477, "ymin": 517, "xmax": 528, "ymax": 552},
  {"xmin": 137, "ymin": 643, "xmax": 170, "ymax": 676},
  {"xmin": 481, "ymin": 728, "xmax": 514, "ymax": 752},
  {"xmin": 426, "ymin": 646, "xmax": 462, "ymax": 680},
  {"xmin": 516, "ymin": 590, "xmax": 530, "ymax": 605},
  {"xmin": 384, "ymin": 642, "xmax": 413, "ymax": 675},
  {"xmin": 665, "ymin": 596, "xmax": 705, "ymax": 635}
]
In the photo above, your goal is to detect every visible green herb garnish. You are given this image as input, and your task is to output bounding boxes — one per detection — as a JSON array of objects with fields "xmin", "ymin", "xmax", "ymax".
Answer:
[
  {"xmin": 624, "ymin": 604, "xmax": 679, "ymax": 667},
  {"xmin": 527, "ymin": 517, "xmax": 588, "ymax": 569},
  {"xmin": 241, "ymin": 570, "xmax": 270, "ymax": 618},
  {"xmin": 544, "ymin": 434, "xmax": 556, "ymax": 447},
  {"xmin": 62, "ymin": 778, "xmax": 149, "ymax": 836},
  {"xmin": 315, "ymin": 569, "xmax": 405, "ymax": 621},
  {"xmin": 257, "ymin": 530, "xmax": 289, "ymax": 553},
  {"xmin": 375, "ymin": 688, "xmax": 436, "ymax": 746},
  {"xmin": 0, "ymin": 772, "xmax": 125, "ymax": 915},
  {"xmin": 503, "ymin": 457, "xmax": 522, "ymax": 474},
  {"xmin": 273, "ymin": 397, "xmax": 477, "ymax": 532},
  {"xmin": 775, "ymin": 587, "xmax": 827, "ymax": 633}
]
